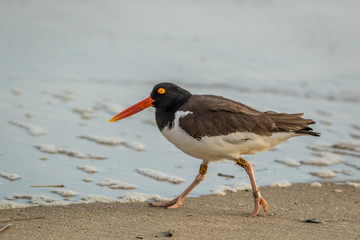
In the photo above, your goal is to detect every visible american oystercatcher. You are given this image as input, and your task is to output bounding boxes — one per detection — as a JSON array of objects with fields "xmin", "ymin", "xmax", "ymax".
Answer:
[{"xmin": 110, "ymin": 83, "xmax": 320, "ymax": 217}]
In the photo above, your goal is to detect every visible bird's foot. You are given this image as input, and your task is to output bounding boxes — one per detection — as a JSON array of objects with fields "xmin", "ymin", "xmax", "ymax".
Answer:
[
  {"xmin": 149, "ymin": 197, "xmax": 182, "ymax": 209},
  {"xmin": 250, "ymin": 196, "xmax": 268, "ymax": 217}
]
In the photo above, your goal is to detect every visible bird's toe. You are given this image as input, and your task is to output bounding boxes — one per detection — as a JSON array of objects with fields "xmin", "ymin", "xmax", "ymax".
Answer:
[{"xmin": 249, "ymin": 197, "xmax": 268, "ymax": 217}]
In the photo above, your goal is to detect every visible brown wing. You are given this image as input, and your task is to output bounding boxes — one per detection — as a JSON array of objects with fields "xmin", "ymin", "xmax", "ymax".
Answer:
[{"xmin": 178, "ymin": 95, "xmax": 319, "ymax": 140}]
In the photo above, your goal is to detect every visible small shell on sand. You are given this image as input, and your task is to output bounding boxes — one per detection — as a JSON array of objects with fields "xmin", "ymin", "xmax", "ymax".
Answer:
[
  {"xmin": 311, "ymin": 170, "xmax": 336, "ymax": 178},
  {"xmin": 35, "ymin": 144, "xmax": 107, "ymax": 160},
  {"xmin": 136, "ymin": 168, "xmax": 184, "ymax": 184},
  {"xmin": 275, "ymin": 158, "xmax": 301, "ymax": 167},
  {"xmin": 77, "ymin": 165, "xmax": 98, "ymax": 174},
  {"xmin": 0, "ymin": 171, "xmax": 21, "ymax": 181},
  {"xmin": 269, "ymin": 181, "xmax": 292, "ymax": 188},
  {"xmin": 97, "ymin": 178, "xmax": 136, "ymax": 190},
  {"xmin": 9, "ymin": 120, "xmax": 45, "ymax": 136},
  {"xmin": 81, "ymin": 134, "xmax": 145, "ymax": 151},
  {"xmin": 310, "ymin": 182, "xmax": 322, "ymax": 187}
]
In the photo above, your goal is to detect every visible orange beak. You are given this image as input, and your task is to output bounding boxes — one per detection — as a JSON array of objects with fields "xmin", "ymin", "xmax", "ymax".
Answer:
[{"xmin": 109, "ymin": 96, "xmax": 155, "ymax": 122}]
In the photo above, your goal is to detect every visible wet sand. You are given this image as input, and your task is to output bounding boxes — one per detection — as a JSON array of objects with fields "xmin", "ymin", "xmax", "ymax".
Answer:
[{"xmin": 1, "ymin": 182, "xmax": 359, "ymax": 240}]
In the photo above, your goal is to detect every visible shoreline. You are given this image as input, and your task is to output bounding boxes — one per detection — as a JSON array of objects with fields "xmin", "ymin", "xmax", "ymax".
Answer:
[{"xmin": 1, "ymin": 181, "xmax": 359, "ymax": 239}]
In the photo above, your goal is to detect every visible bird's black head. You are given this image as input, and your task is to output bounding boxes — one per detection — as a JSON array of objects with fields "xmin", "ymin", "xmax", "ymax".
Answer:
[
  {"xmin": 108, "ymin": 82, "xmax": 191, "ymax": 124},
  {"xmin": 150, "ymin": 82, "xmax": 192, "ymax": 111}
]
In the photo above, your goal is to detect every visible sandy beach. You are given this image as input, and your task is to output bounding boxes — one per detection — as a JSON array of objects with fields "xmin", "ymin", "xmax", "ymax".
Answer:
[
  {"xmin": 1, "ymin": 182, "xmax": 359, "ymax": 240},
  {"xmin": 1, "ymin": 1, "xmax": 360, "ymax": 239}
]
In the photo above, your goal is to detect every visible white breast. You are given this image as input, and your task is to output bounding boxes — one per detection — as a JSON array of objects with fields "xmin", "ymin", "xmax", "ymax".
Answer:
[{"xmin": 161, "ymin": 111, "xmax": 296, "ymax": 162}]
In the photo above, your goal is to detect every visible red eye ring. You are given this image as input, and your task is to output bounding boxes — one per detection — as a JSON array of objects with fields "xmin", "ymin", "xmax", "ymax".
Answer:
[{"xmin": 157, "ymin": 88, "xmax": 166, "ymax": 94}]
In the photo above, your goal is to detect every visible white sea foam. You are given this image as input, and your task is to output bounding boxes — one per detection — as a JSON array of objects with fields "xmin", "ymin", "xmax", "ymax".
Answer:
[
  {"xmin": 211, "ymin": 182, "xmax": 251, "ymax": 196},
  {"xmin": 81, "ymin": 135, "xmax": 122, "ymax": 145},
  {"xmin": 338, "ymin": 170, "xmax": 353, "ymax": 176},
  {"xmin": 345, "ymin": 182, "xmax": 360, "ymax": 188},
  {"xmin": 73, "ymin": 107, "xmax": 98, "ymax": 120},
  {"xmin": 53, "ymin": 91, "xmax": 73, "ymax": 101},
  {"xmin": 1, "ymin": 192, "xmax": 169, "ymax": 208},
  {"xmin": 97, "ymin": 178, "xmax": 136, "ymax": 190},
  {"xmin": 310, "ymin": 182, "xmax": 322, "ymax": 187},
  {"xmin": 119, "ymin": 192, "xmax": 169, "ymax": 203},
  {"xmin": 333, "ymin": 141, "xmax": 360, "ymax": 149},
  {"xmin": 52, "ymin": 190, "xmax": 78, "ymax": 197},
  {"xmin": 9, "ymin": 120, "xmax": 45, "ymax": 136},
  {"xmin": 275, "ymin": 158, "xmax": 301, "ymax": 167},
  {"xmin": 77, "ymin": 165, "xmax": 98, "ymax": 174},
  {"xmin": 136, "ymin": 168, "xmax": 184, "ymax": 184},
  {"xmin": 6, "ymin": 193, "xmax": 33, "ymax": 200},
  {"xmin": 308, "ymin": 141, "xmax": 360, "ymax": 158},
  {"xmin": 143, "ymin": 119, "xmax": 157, "ymax": 126},
  {"xmin": 122, "ymin": 141, "xmax": 146, "ymax": 151},
  {"xmin": 81, "ymin": 134, "xmax": 145, "ymax": 151},
  {"xmin": 35, "ymin": 144, "xmax": 107, "ymax": 160},
  {"xmin": 347, "ymin": 163, "xmax": 360, "ymax": 170},
  {"xmin": 5, "ymin": 193, "xmax": 69, "ymax": 206},
  {"xmin": 311, "ymin": 170, "xmax": 336, "ymax": 178},
  {"xmin": 29, "ymin": 195, "xmax": 70, "ymax": 206},
  {"xmin": 316, "ymin": 109, "xmax": 333, "ymax": 116},
  {"xmin": 81, "ymin": 195, "xmax": 119, "ymax": 203},
  {"xmin": 0, "ymin": 200, "xmax": 28, "ymax": 209},
  {"xmin": 301, "ymin": 152, "xmax": 345, "ymax": 166},
  {"xmin": 269, "ymin": 181, "xmax": 292, "ymax": 188},
  {"xmin": 350, "ymin": 131, "xmax": 360, "ymax": 139},
  {"xmin": 0, "ymin": 171, "xmax": 21, "ymax": 181},
  {"xmin": 319, "ymin": 120, "xmax": 332, "ymax": 126},
  {"xmin": 352, "ymin": 124, "xmax": 360, "ymax": 131},
  {"xmin": 101, "ymin": 101, "xmax": 123, "ymax": 115}
]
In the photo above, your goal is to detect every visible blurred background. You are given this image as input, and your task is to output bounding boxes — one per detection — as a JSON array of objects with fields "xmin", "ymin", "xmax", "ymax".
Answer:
[{"xmin": 1, "ymin": 0, "xmax": 359, "ymax": 207}]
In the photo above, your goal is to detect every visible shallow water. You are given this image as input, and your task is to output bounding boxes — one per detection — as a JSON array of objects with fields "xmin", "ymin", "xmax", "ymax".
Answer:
[{"xmin": 1, "ymin": 0, "xmax": 360, "ymax": 208}]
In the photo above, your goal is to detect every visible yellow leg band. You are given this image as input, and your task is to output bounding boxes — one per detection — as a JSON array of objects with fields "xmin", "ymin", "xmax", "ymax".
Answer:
[
  {"xmin": 199, "ymin": 164, "xmax": 208, "ymax": 175},
  {"xmin": 236, "ymin": 157, "xmax": 247, "ymax": 168}
]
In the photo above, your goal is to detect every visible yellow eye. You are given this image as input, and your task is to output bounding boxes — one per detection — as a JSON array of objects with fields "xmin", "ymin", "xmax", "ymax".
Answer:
[{"xmin": 157, "ymin": 88, "xmax": 166, "ymax": 94}]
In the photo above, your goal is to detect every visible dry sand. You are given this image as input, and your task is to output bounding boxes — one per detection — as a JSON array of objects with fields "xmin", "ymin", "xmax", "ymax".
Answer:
[{"xmin": 1, "ymin": 182, "xmax": 359, "ymax": 240}]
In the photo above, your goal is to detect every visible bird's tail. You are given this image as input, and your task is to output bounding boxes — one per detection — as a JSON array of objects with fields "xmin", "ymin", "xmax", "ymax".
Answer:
[{"xmin": 265, "ymin": 111, "xmax": 320, "ymax": 137}]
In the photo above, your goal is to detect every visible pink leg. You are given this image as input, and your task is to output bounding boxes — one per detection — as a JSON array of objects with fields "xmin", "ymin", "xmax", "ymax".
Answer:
[
  {"xmin": 238, "ymin": 158, "xmax": 268, "ymax": 217},
  {"xmin": 150, "ymin": 174, "xmax": 206, "ymax": 208}
]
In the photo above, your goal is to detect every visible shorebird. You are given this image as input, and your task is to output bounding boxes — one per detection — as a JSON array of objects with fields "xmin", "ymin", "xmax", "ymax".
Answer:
[{"xmin": 110, "ymin": 83, "xmax": 320, "ymax": 217}]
